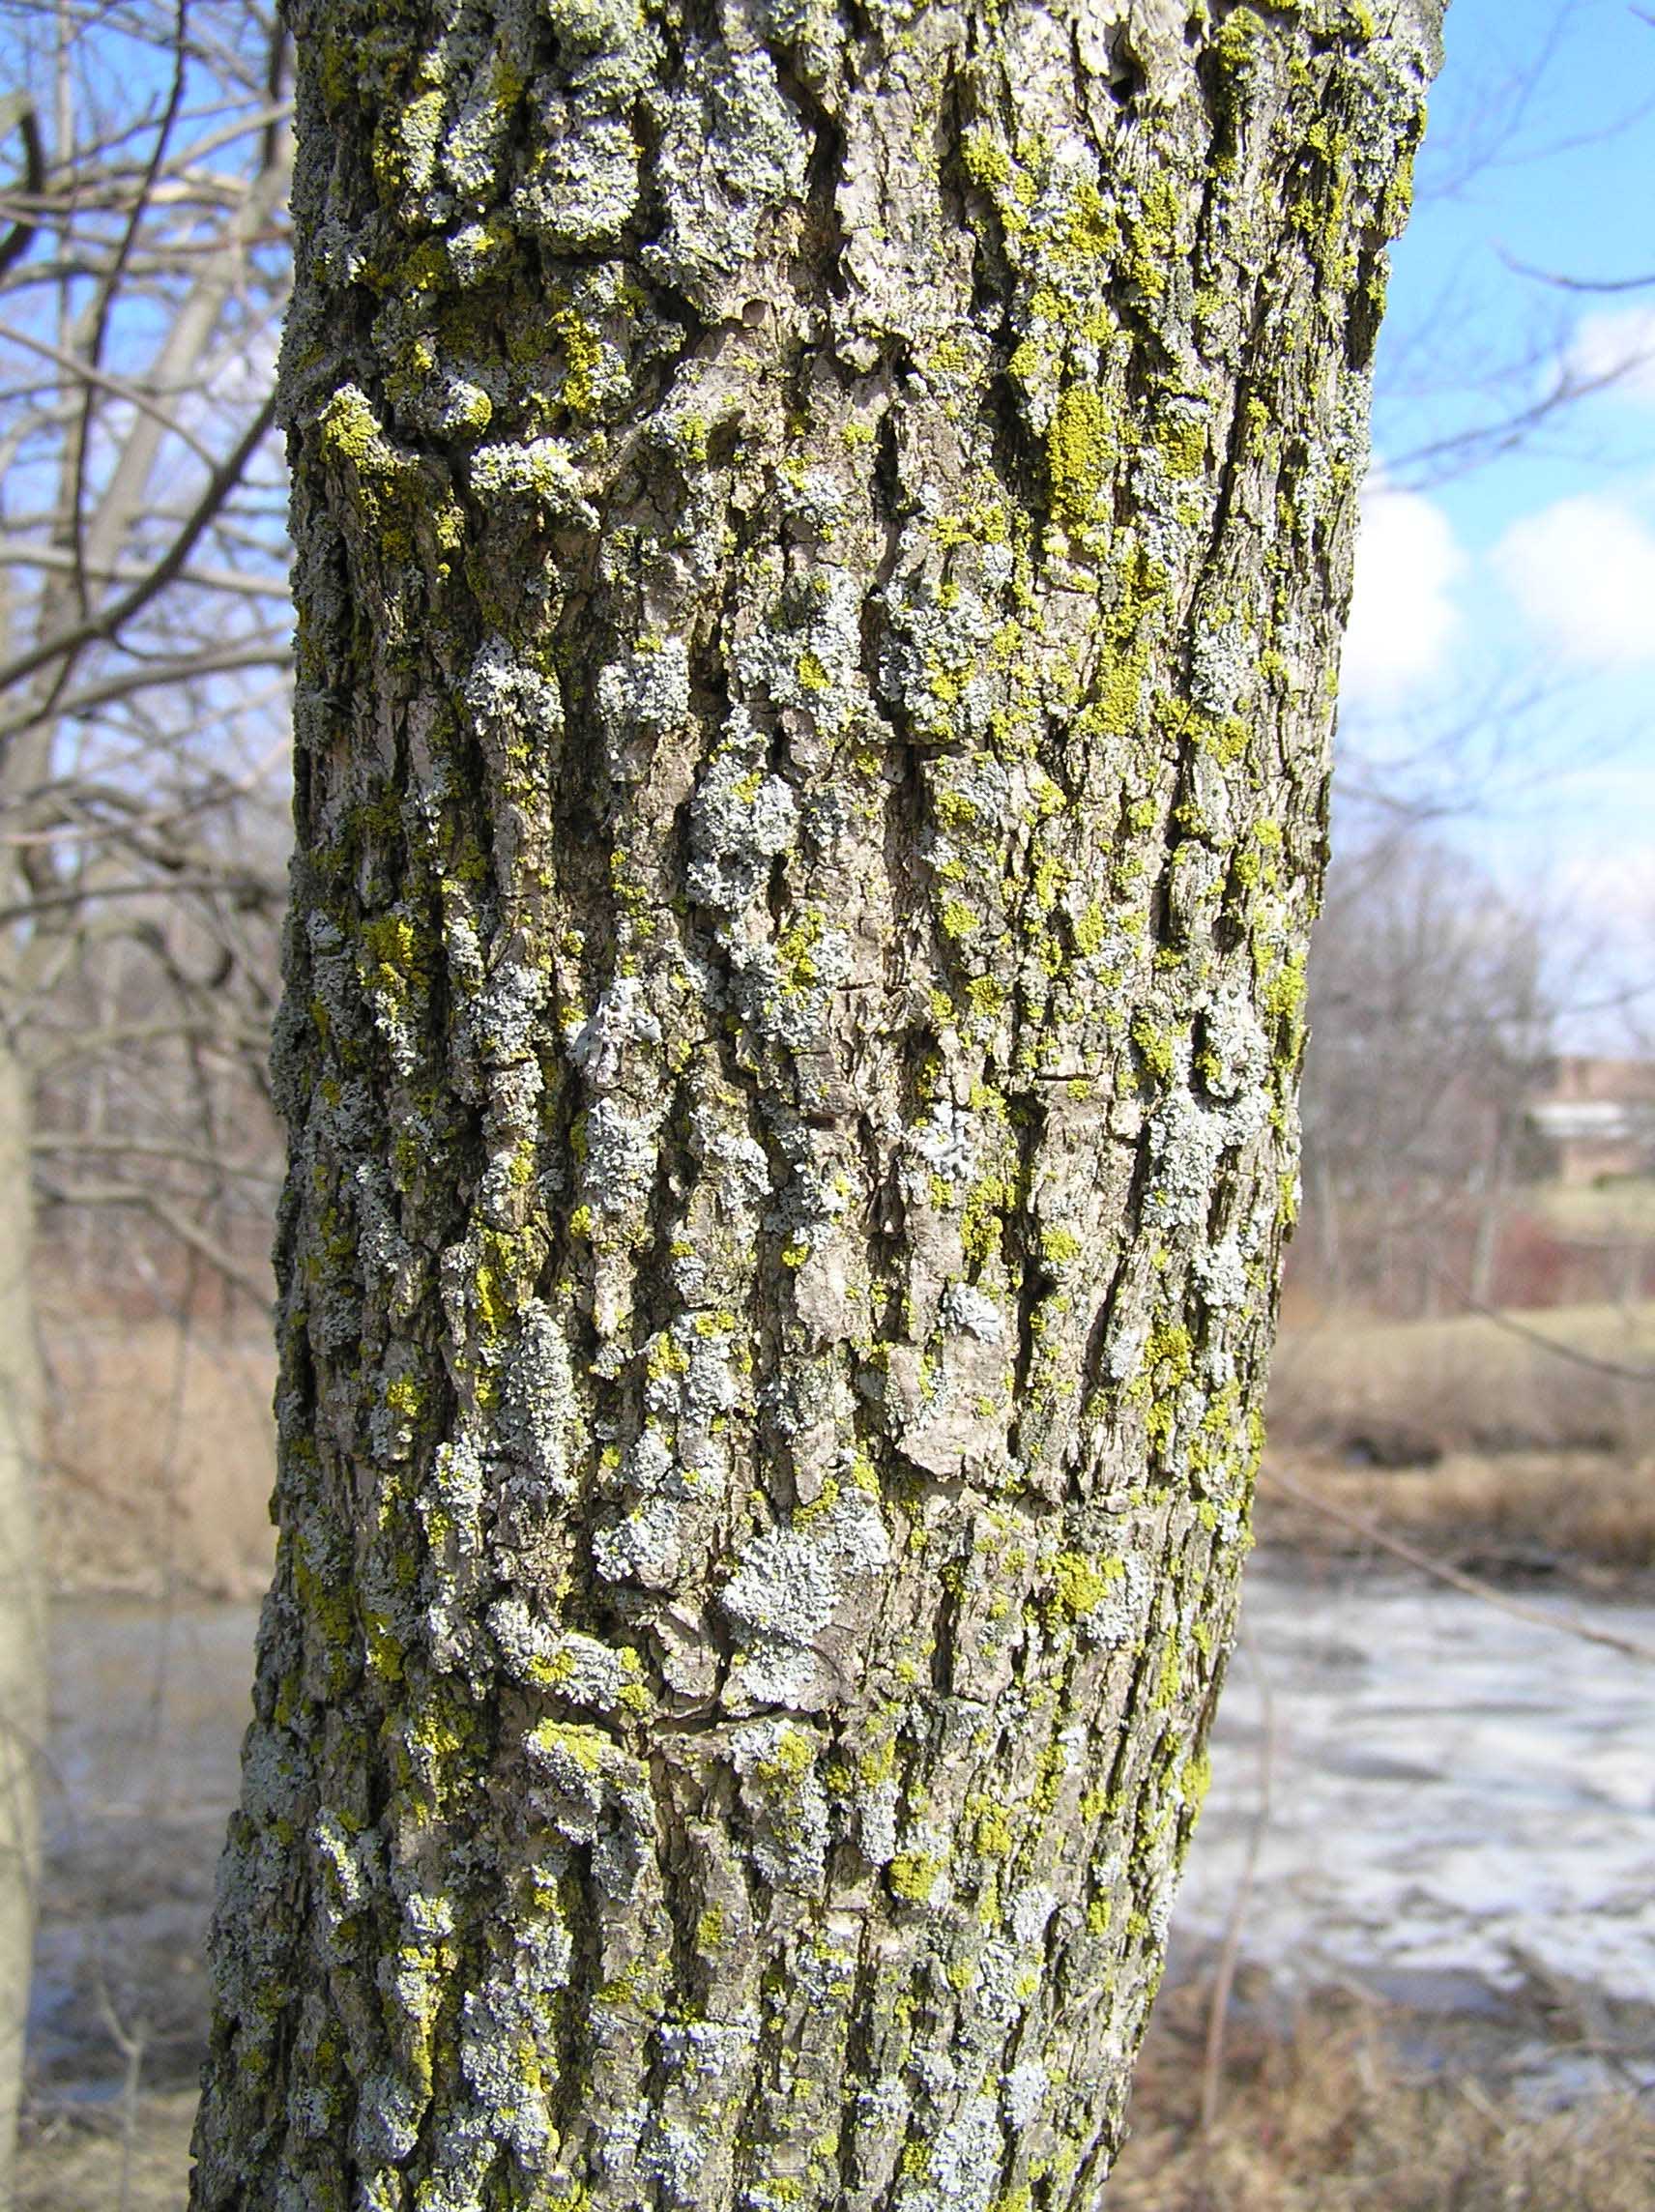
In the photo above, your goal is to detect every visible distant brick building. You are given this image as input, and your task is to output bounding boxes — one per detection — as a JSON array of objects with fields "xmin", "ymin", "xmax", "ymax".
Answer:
[{"xmin": 1521, "ymin": 1055, "xmax": 1655, "ymax": 1185}]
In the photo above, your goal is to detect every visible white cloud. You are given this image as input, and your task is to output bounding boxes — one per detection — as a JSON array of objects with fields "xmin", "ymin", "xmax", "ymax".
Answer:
[
  {"xmin": 1554, "ymin": 839, "xmax": 1655, "ymax": 926},
  {"xmin": 1566, "ymin": 306, "xmax": 1655, "ymax": 409},
  {"xmin": 1339, "ymin": 483, "xmax": 1465, "ymax": 705},
  {"xmin": 1493, "ymin": 494, "xmax": 1655, "ymax": 667}
]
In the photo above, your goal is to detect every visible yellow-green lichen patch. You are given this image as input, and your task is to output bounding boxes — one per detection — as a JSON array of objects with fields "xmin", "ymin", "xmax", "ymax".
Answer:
[{"xmin": 1045, "ymin": 384, "xmax": 1116, "ymax": 543}]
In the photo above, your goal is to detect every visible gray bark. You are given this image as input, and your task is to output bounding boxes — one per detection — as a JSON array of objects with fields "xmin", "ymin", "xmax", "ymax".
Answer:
[{"xmin": 193, "ymin": 3, "xmax": 1441, "ymax": 2206}]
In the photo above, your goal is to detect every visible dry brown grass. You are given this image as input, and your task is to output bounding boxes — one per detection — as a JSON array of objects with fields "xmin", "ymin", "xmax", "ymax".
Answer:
[
  {"xmin": 32, "ymin": 1295, "xmax": 1655, "ymax": 1593},
  {"xmin": 39, "ymin": 1312, "xmax": 275, "ymax": 1598},
  {"xmin": 1109, "ymin": 1981, "xmax": 1655, "ymax": 2212},
  {"xmin": 17, "ymin": 2090, "xmax": 196, "ymax": 2212},
  {"xmin": 1258, "ymin": 1446, "xmax": 1655, "ymax": 1575},
  {"xmin": 18, "ymin": 2007, "xmax": 1655, "ymax": 2212},
  {"xmin": 1268, "ymin": 1302, "xmax": 1655, "ymax": 1464},
  {"xmin": 17, "ymin": 2087, "xmax": 195, "ymax": 2212}
]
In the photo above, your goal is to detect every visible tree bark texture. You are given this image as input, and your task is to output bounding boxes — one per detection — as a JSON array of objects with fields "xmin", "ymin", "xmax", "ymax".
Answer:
[{"xmin": 194, "ymin": 3, "xmax": 1440, "ymax": 2206}]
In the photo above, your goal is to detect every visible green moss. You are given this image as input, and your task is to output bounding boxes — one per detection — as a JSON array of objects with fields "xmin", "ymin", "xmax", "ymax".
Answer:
[
  {"xmin": 1147, "ymin": 1324, "xmax": 1193, "ymax": 1389},
  {"xmin": 319, "ymin": 386, "xmax": 385, "ymax": 468},
  {"xmin": 972, "ymin": 1799, "xmax": 1015, "ymax": 1857},
  {"xmin": 1070, "ymin": 901, "xmax": 1108, "ymax": 958},
  {"xmin": 1124, "ymin": 174, "xmax": 1181, "ymax": 301},
  {"xmin": 293, "ymin": 1548, "xmax": 355, "ymax": 1673},
  {"xmin": 527, "ymin": 1719, "xmax": 607, "ymax": 1772},
  {"xmin": 1061, "ymin": 179, "xmax": 1118, "ymax": 263},
  {"xmin": 555, "ymin": 305, "xmax": 606, "ymax": 416},
  {"xmin": 1031, "ymin": 1738, "xmax": 1067, "ymax": 1816},
  {"xmin": 363, "ymin": 1609, "xmax": 405, "ymax": 1683},
  {"xmin": 317, "ymin": 385, "xmax": 462, "ymax": 570},
  {"xmin": 1155, "ymin": 412, "xmax": 1207, "ymax": 480},
  {"xmin": 1131, "ymin": 1014, "xmax": 1176, "ymax": 1084},
  {"xmin": 1263, "ymin": 950, "xmax": 1308, "ymax": 1031},
  {"xmin": 960, "ymin": 1170, "xmax": 1014, "ymax": 1266}
]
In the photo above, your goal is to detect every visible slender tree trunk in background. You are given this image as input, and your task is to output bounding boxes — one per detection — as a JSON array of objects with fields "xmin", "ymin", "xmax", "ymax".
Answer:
[
  {"xmin": 0, "ymin": 543, "xmax": 43, "ymax": 2206},
  {"xmin": 0, "ymin": 1020, "xmax": 42, "ymax": 2212},
  {"xmin": 193, "ymin": 2, "xmax": 1441, "ymax": 2204}
]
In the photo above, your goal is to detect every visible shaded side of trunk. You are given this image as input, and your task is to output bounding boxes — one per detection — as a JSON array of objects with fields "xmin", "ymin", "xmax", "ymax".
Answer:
[{"xmin": 194, "ymin": 3, "xmax": 1440, "ymax": 2207}]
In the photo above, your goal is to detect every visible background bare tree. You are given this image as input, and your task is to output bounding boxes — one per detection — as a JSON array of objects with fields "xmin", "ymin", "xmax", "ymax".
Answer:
[
  {"xmin": 1295, "ymin": 825, "xmax": 1555, "ymax": 1322},
  {"xmin": 0, "ymin": 0, "xmax": 293, "ymax": 2187}
]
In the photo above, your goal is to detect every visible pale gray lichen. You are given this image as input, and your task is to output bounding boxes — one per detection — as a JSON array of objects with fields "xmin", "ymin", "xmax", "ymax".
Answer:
[
  {"xmin": 592, "ymin": 1494, "xmax": 686, "ymax": 1591},
  {"xmin": 1189, "ymin": 615, "xmax": 1255, "ymax": 718},
  {"xmin": 642, "ymin": 43, "xmax": 811, "ymax": 315},
  {"xmin": 688, "ymin": 725, "xmax": 799, "ymax": 912},
  {"xmin": 463, "ymin": 633, "xmax": 564, "ymax": 743},
  {"xmin": 468, "ymin": 439, "xmax": 596, "ymax": 524},
  {"xmin": 719, "ymin": 1485, "xmax": 890, "ymax": 1707},
  {"xmin": 1002, "ymin": 2058, "xmax": 1050, "ymax": 2131},
  {"xmin": 941, "ymin": 1281, "xmax": 1005, "ymax": 1344},
  {"xmin": 732, "ymin": 1719, "xmax": 832, "ymax": 1889},
  {"xmin": 598, "ymin": 636, "xmax": 693, "ymax": 755},
  {"xmin": 898, "ymin": 2093, "xmax": 1003, "ymax": 2212},
  {"xmin": 737, "ymin": 569, "xmax": 870, "ymax": 735},
  {"xmin": 1146, "ymin": 1061, "xmax": 1270, "ymax": 1235},
  {"xmin": 581, "ymin": 1099, "xmax": 661, "ymax": 1218},
  {"xmin": 910, "ymin": 1099, "xmax": 977, "ymax": 1185},
  {"xmin": 571, "ymin": 975, "xmax": 664, "ymax": 1090},
  {"xmin": 498, "ymin": 1299, "xmax": 581, "ymax": 1497},
  {"xmin": 1193, "ymin": 1234, "xmax": 1248, "ymax": 1314},
  {"xmin": 512, "ymin": 110, "xmax": 642, "ymax": 246},
  {"xmin": 857, "ymin": 1773, "xmax": 900, "ymax": 1866}
]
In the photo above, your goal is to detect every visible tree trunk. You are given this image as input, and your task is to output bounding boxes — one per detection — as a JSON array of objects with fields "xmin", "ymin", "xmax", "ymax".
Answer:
[
  {"xmin": 0, "ymin": 535, "xmax": 45, "ymax": 2209},
  {"xmin": 0, "ymin": 1021, "xmax": 43, "ymax": 2212},
  {"xmin": 193, "ymin": 3, "xmax": 1440, "ymax": 2205}
]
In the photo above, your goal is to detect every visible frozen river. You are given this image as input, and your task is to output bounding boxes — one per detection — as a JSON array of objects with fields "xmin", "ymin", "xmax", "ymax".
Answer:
[{"xmin": 1171, "ymin": 1562, "xmax": 1655, "ymax": 2023}]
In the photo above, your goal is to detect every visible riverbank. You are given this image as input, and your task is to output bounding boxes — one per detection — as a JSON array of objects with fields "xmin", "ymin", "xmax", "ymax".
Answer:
[
  {"xmin": 19, "ymin": 1563, "xmax": 1655, "ymax": 2208},
  {"xmin": 1110, "ymin": 1973, "xmax": 1655, "ymax": 2210},
  {"xmin": 1254, "ymin": 1451, "xmax": 1655, "ymax": 1593},
  {"xmin": 23, "ymin": 1983, "xmax": 1655, "ymax": 2212}
]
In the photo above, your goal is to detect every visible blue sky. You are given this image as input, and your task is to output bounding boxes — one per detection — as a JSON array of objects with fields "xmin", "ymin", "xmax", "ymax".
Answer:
[{"xmin": 1341, "ymin": 0, "xmax": 1655, "ymax": 1033}]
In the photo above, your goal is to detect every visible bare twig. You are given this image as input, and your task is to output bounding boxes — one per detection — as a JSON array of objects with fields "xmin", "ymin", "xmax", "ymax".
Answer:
[
  {"xmin": 1427, "ymin": 1266, "xmax": 1655, "ymax": 1382},
  {"xmin": 1260, "ymin": 1465, "xmax": 1655, "ymax": 1665},
  {"xmin": 35, "ymin": 1174, "xmax": 275, "ymax": 1312},
  {"xmin": 0, "ymin": 388, "xmax": 280, "ymax": 706},
  {"xmin": 0, "ymin": 96, "xmax": 45, "ymax": 279},
  {"xmin": 1199, "ymin": 1627, "xmax": 1276, "ymax": 2137}
]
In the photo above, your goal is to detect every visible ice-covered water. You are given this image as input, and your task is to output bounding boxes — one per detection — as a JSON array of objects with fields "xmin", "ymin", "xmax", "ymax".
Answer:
[{"xmin": 1173, "ymin": 1561, "xmax": 1655, "ymax": 2024}]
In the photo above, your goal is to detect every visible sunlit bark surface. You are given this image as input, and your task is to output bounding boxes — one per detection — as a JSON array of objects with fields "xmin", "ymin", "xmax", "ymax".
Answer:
[{"xmin": 193, "ymin": 3, "xmax": 1440, "ymax": 2205}]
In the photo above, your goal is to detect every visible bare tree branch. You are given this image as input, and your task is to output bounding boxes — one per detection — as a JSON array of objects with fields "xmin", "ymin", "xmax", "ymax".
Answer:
[{"xmin": 0, "ymin": 388, "xmax": 279, "ymax": 708}]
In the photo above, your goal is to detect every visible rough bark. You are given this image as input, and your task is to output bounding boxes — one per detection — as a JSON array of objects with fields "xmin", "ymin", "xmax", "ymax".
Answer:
[{"xmin": 193, "ymin": 3, "xmax": 1441, "ymax": 2206}]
